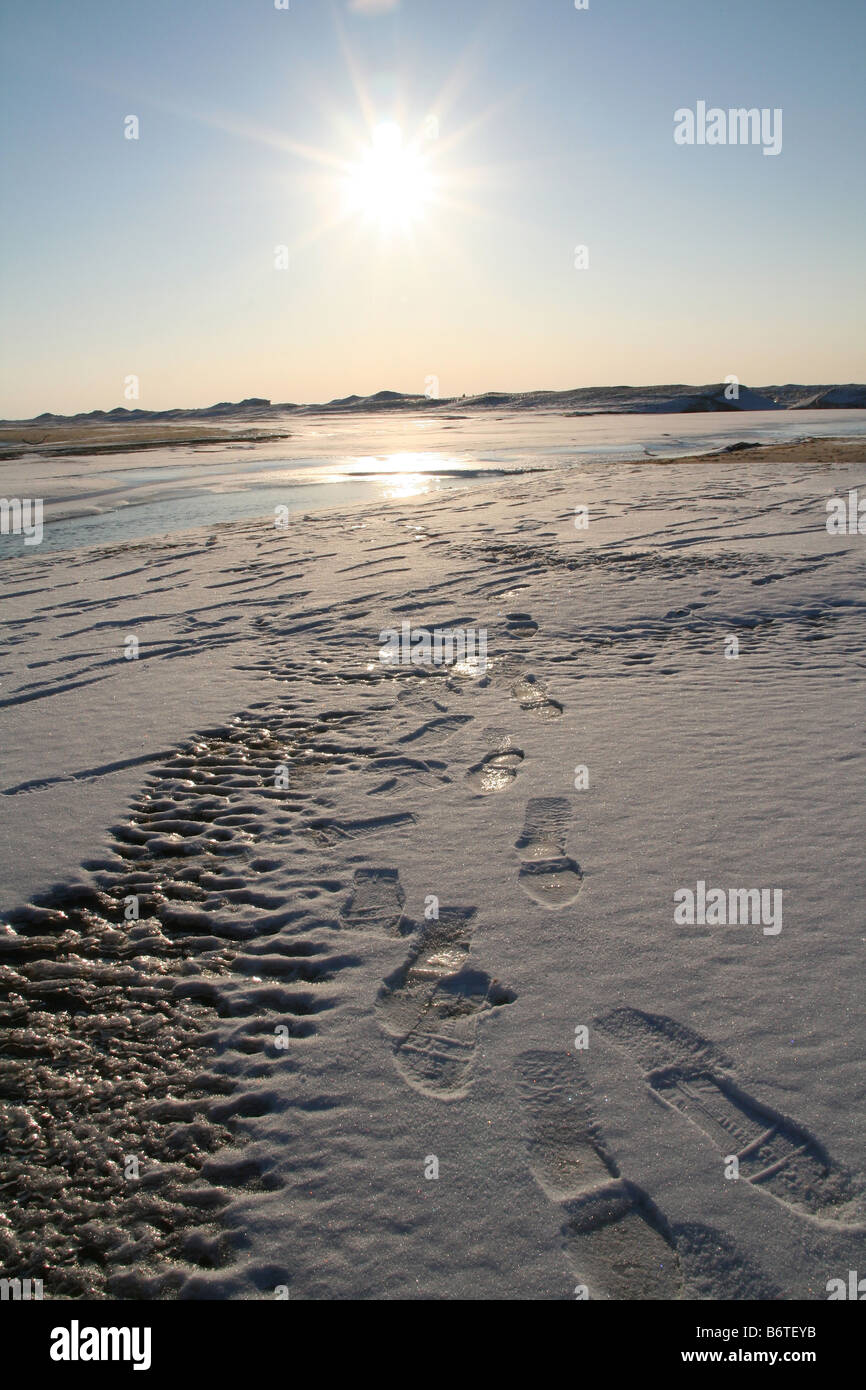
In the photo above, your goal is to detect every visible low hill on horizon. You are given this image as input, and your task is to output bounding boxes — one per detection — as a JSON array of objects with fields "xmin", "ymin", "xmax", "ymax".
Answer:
[{"xmin": 4, "ymin": 382, "xmax": 866, "ymax": 427}]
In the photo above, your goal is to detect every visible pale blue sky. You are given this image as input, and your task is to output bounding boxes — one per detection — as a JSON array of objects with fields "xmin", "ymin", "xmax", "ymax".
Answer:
[{"xmin": 1, "ymin": 0, "xmax": 864, "ymax": 415}]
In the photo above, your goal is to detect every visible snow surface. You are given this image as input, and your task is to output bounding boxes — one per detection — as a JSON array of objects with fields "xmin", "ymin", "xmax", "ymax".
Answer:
[{"xmin": 1, "ymin": 438, "xmax": 865, "ymax": 1300}]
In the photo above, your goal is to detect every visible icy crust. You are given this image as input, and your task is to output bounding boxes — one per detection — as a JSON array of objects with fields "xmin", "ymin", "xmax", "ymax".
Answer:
[{"xmin": 0, "ymin": 715, "xmax": 310, "ymax": 1296}]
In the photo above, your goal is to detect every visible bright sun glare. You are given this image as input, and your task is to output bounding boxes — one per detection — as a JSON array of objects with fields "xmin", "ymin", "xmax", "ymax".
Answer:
[{"xmin": 344, "ymin": 123, "xmax": 432, "ymax": 232}]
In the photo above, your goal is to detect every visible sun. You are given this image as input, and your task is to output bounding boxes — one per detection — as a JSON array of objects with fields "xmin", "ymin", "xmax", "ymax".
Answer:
[{"xmin": 343, "ymin": 122, "xmax": 433, "ymax": 233}]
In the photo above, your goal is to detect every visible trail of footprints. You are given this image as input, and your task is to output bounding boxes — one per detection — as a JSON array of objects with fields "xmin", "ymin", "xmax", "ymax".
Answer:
[
  {"xmin": 5, "ymin": 590, "xmax": 856, "ymax": 1299},
  {"xmin": 0, "ymin": 602, "xmax": 563, "ymax": 1294}
]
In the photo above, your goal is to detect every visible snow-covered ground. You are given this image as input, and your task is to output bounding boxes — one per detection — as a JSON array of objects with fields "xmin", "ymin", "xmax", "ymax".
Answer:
[{"xmin": 1, "ymin": 436, "xmax": 865, "ymax": 1299}]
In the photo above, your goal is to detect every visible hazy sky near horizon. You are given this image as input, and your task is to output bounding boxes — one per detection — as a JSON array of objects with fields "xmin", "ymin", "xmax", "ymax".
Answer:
[{"xmin": 2, "ymin": 0, "xmax": 865, "ymax": 417}]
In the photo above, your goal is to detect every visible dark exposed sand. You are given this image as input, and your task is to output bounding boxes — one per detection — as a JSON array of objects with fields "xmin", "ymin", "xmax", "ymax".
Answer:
[
  {"xmin": 0, "ymin": 423, "xmax": 291, "ymax": 460},
  {"xmin": 687, "ymin": 437, "xmax": 866, "ymax": 465}
]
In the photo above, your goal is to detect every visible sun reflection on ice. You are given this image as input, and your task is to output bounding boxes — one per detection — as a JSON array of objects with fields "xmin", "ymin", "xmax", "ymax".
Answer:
[{"xmin": 382, "ymin": 473, "xmax": 430, "ymax": 499}]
